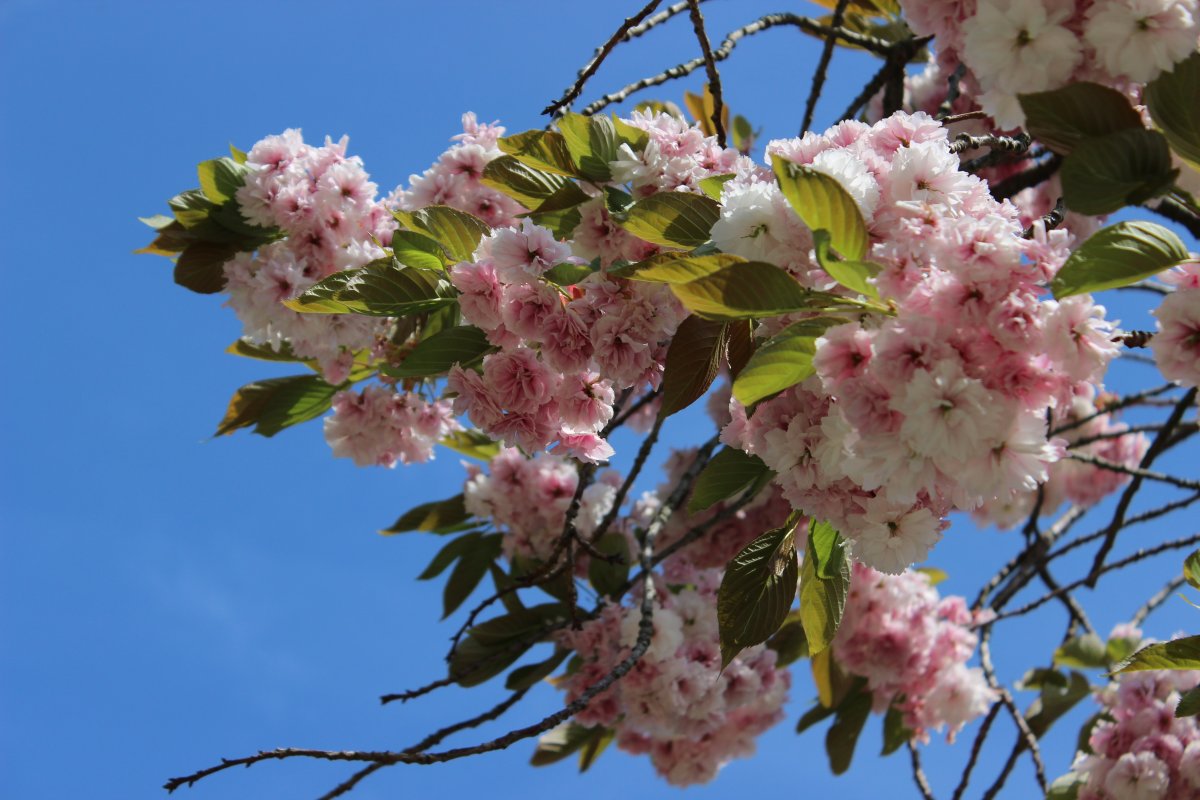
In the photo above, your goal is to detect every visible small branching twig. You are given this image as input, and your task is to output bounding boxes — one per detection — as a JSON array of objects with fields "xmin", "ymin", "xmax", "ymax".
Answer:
[
  {"xmin": 542, "ymin": 1, "xmax": 663, "ymax": 117},
  {"xmin": 802, "ymin": 0, "xmax": 850, "ymax": 134},
  {"xmin": 686, "ymin": 0, "xmax": 726, "ymax": 147}
]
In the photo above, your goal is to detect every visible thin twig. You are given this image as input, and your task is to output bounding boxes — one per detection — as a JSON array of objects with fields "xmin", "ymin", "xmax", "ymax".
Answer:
[
  {"xmin": 686, "ymin": 0, "xmax": 726, "ymax": 147},
  {"xmin": 837, "ymin": 60, "xmax": 891, "ymax": 122},
  {"xmin": 1132, "ymin": 575, "xmax": 1189, "ymax": 627},
  {"xmin": 802, "ymin": 0, "xmax": 850, "ymax": 134},
  {"xmin": 542, "ymin": 1, "xmax": 663, "ymax": 117},
  {"xmin": 907, "ymin": 740, "xmax": 936, "ymax": 800},
  {"xmin": 951, "ymin": 702, "xmax": 1002, "ymax": 800}
]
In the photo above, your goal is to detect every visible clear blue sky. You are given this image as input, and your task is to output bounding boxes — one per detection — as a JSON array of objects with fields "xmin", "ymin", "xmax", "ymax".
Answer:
[{"xmin": 1, "ymin": 2, "xmax": 1194, "ymax": 798}]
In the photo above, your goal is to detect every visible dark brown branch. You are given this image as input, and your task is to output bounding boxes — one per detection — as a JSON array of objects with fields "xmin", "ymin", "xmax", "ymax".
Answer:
[
  {"xmin": 1087, "ymin": 387, "xmax": 1198, "ymax": 585},
  {"xmin": 978, "ymin": 629, "xmax": 1047, "ymax": 793},
  {"xmin": 989, "ymin": 154, "xmax": 1063, "ymax": 201},
  {"xmin": 1064, "ymin": 451, "xmax": 1200, "ymax": 491},
  {"xmin": 951, "ymin": 702, "xmax": 1002, "ymax": 800},
  {"xmin": 1132, "ymin": 575, "xmax": 1189, "ymax": 627},
  {"xmin": 907, "ymin": 740, "xmax": 936, "ymax": 800},
  {"xmin": 542, "ymin": 1, "xmax": 663, "ymax": 117},
  {"xmin": 802, "ymin": 0, "xmax": 850, "ymax": 134},
  {"xmin": 686, "ymin": 0, "xmax": 726, "ymax": 147},
  {"xmin": 1149, "ymin": 195, "xmax": 1200, "ymax": 239},
  {"xmin": 1050, "ymin": 383, "xmax": 1179, "ymax": 437},
  {"xmin": 837, "ymin": 60, "xmax": 892, "ymax": 123}
]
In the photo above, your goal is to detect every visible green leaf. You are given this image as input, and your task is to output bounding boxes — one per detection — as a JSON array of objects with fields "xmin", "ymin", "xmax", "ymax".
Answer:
[
  {"xmin": 659, "ymin": 316, "xmax": 728, "ymax": 418},
  {"xmin": 826, "ymin": 689, "xmax": 872, "ymax": 775},
  {"xmin": 687, "ymin": 447, "xmax": 772, "ymax": 513},
  {"xmin": 382, "ymin": 325, "xmax": 492, "ymax": 378},
  {"xmin": 811, "ymin": 646, "xmax": 858, "ymax": 708},
  {"xmin": 732, "ymin": 318, "xmax": 840, "ymax": 406},
  {"xmin": 391, "ymin": 230, "xmax": 449, "ymax": 271},
  {"xmin": 1017, "ymin": 667, "xmax": 1068, "ymax": 692},
  {"xmin": 619, "ymin": 192, "xmax": 721, "ymax": 248},
  {"xmin": 451, "ymin": 603, "xmax": 570, "ymax": 687},
  {"xmin": 1185, "ymin": 550, "xmax": 1200, "ymax": 590},
  {"xmin": 1054, "ymin": 634, "xmax": 1109, "ymax": 670},
  {"xmin": 225, "ymin": 338, "xmax": 315, "ymax": 367},
  {"xmin": 1018, "ymin": 82, "xmax": 1144, "ymax": 155},
  {"xmin": 1061, "ymin": 128, "xmax": 1178, "ymax": 215},
  {"xmin": 443, "ymin": 536, "xmax": 502, "ymax": 618},
  {"xmin": 1026, "ymin": 670, "xmax": 1090, "ymax": 738},
  {"xmin": 197, "ymin": 157, "xmax": 249, "ymax": 204},
  {"xmin": 671, "ymin": 261, "xmax": 851, "ymax": 319},
  {"xmin": 796, "ymin": 701, "xmax": 837, "ymax": 733},
  {"xmin": 1106, "ymin": 634, "xmax": 1140, "ymax": 667},
  {"xmin": 393, "ymin": 205, "xmax": 491, "ymax": 263},
  {"xmin": 531, "ymin": 723, "xmax": 610, "ymax": 766},
  {"xmin": 612, "ymin": 115, "xmax": 650, "ymax": 150},
  {"xmin": 1113, "ymin": 636, "xmax": 1200, "ymax": 673},
  {"xmin": 529, "ymin": 181, "xmax": 592, "ymax": 214},
  {"xmin": 1177, "ymin": 685, "xmax": 1200, "ymax": 718},
  {"xmin": 1051, "ymin": 221, "xmax": 1189, "ymax": 298},
  {"xmin": 542, "ymin": 262, "xmax": 594, "ymax": 286},
  {"xmin": 498, "ymin": 129, "xmax": 578, "ymax": 177},
  {"xmin": 215, "ymin": 374, "xmax": 339, "ymax": 437},
  {"xmin": 698, "ymin": 173, "xmax": 735, "ymax": 201},
  {"xmin": 610, "ymin": 252, "xmax": 745, "ymax": 283},
  {"xmin": 174, "ymin": 240, "xmax": 238, "ymax": 294},
  {"xmin": 1046, "ymin": 772, "xmax": 1084, "ymax": 800},
  {"xmin": 604, "ymin": 186, "xmax": 634, "ymax": 215},
  {"xmin": 578, "ymin": 729, "xmax": 613, "ymax": 773},
  {"xmin": 558, "ymin": 112, "xmax": 622, "ymax": 182},
  {"xmin": 506, "ymin": 648, "xmax": 570, "ymax": 691},
  {"xmin": 717, "ymin": 523, "xmax": 800, "ymax": 668},
  {"xmin": 285, "ymin": 258, "xmax": 456, "ymax": 317},
  {"xmin": 1145, "ymin": 51, "xmax": 1200, "ymax": 169},
  {"xmin": 168, "ymin": 188, "xmax": 216, "ymax": 228},
  {"xmin": 726, "ymin": 318, "xmax": 755, "ymax": 379},
  {"xmin": 881, "ymin": 703, "xmax": 911, "ymax": 756},
  {"xmin": 586, "ymin": 534, "xmax": 630, "ymax": 600},
  {"xmin": 481, "ymin": 155, "xmax": 570, "ymax": 209},
  {"xmin": 418, "ymin": 532, "xmax": 485, "ymax": 581},
  {"xmin": 732, "ymin": 116, "xmax": 754, "ymax": 153},
  {"xmin": 917, "ymin": 567, "xmax": 948, "ymax": 586},
  {"xmin": 766, "ymin": 611, "xmax": 809, "ymax": 667},
  {"xmin": 813, "ymin": 230, "xmax": 880, "ymax": 299},
  {"xmin": 772, "ymin": 155, "xmax": 869, "ymax": 260},
  {"xmin": 440, "ymin": 429, "xmax": 502, "ymax": 461},
  {"xmin": 529, "ymin": 203, "xmax": 584, "ymax": 239},
  {"xmin": 382, "ymin": 495, "xmax": 470, "ymax": 535},
  {"xmin": 799, "ymin": 520, "xmax": 851, "ymax": 655}
]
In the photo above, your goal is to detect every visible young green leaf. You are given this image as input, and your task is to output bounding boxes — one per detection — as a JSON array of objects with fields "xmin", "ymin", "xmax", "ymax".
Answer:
[
  {"xmin": 285, "ymin": 258, "xmax": 456, "ymax": 317},
  {"xmin": 826, "ymin": 689, "xmax": 872, "ymax": 775},
  {"xmin": 443, "ymin": 535, "xmax": 503, "ymax": 617},
  {"xmin": 812, "ymin": 229, "xmax": 881, "ymax": 299},
  {"xmin": 382, "ymin": 494, "xmax": 471, "ymax": 535},
  {"xmin": 658, "ymin": 316, "xmax": 728, "ymax": 418},
  {"xmin": 687, "ymin": 447, "xmax": 772, "ymax": 513},
  {"xmin": 881, "ymin": 703, "xmax": 911, "ymax": 756},
  {"xmin": 481, "ymin": 155, "xmax": 571, "ymax": 208},
  {"xmin": 1176, "ymin": 685, "xmax": 1200, "ymax": 718},
  {"xmin": 698, "ymin": 173, "xmax": 736, "ymax": 201},
  {"xmin": 1018, "ymin": 82, "xmax": 1144, "ymax": 154},
  {"xmin": 766, "ymin": 611, "xmax": 809, "ymax": 667},
  {"xmin": 1051, "ymin": 221, "xmax": 1188, "ymax": 298},
  {"xmin": 393, "ymin": 205, "xmax": 491, "ymax": 263},
  {"xmin": 799, "ymin": 520, "xmax": 851, "ymax": 655},
  {"xmin": 382, "ymin": 325, "xmax": 492, "ymax": 378},
  {"xmin": 505, "ymin": 648, "xmax": 570, "ymax": 691},
  {"xmin": 732, "ymin": 318, "xmax": 841, "ymax": 406},
  {"xmin": 619, "ymin": 192, "xmax": 721, "ymax": 248},
  {"xmin": 1053, "ymin": 634, "xmax": 1109, "ymax": 670},
  {"xmin": 197, "ymin": 157, "xmax": 249, "ymax": 204},
  {"xmin": 451, "ymin": 603, "xmax": 570, "ymax": 687},
  {"xmin": 174, "ymin": 240, "xmax": 239, "ymax": 294},
  {"xmin": 498, "ymin": 129, "xmax": 578, "ymax": 177},
  {"xmin": 772, "ymin": 155, "xmax": 869, "ymax": 260},
  {"xmin": 531, "ymin": 723, "xmax": 611, "ymax": 766},
  {"xmin": 671, "ymin": 261, "xmax": 852, "ymax": 319},
  {"xmin": 1026, "ymin": 670, "xmax": 1090, "ymax": 738},
  {"xmin": 418, "ymin": 532, "xmax": 486, "ymax": 580},
  {"xmin": 440, "ymin": 429, "xmax": 502, "ymax": 461},
  {"xmin": 1183, "ymin": 550, "xmax": 1200, "ymax": 590},
  {"xmin": 717, "ymin": 523, "xmax": 800, "ymax": 668},
  {"xmin": 1145, "ymin": 51, "xmax": 1200, "ymax": 169},
  {"xmin": 558, "ymin": 112, "xmax": 622, "ymax": 182},
  {"xmin": 1112, "ymin": 636, "xmax": 1200, "ymax": 673},
  {"xmin": 215, "ymin": 374, "xmax": 339, "ymax": 437},
  {"xmin": 1060, "ymin": 129, "xmax": 1178, "ymax": 215},
  {"xmin": 586, "ymin": 534, "xmax": 630, "ymax": 600},
  {"xmin": 391, "ymin": 230, "xmax": 449, "ymax": 271},
  {"xmin": 542, "ymin": 261, "xmax": 594, "ymax": 286},
  {"xmin": 610, "ymin": 252, "xmax": 745, "ymax": 283}
]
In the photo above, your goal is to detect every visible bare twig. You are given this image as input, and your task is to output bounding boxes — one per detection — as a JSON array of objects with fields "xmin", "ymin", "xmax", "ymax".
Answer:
[
  {"xmin": 686, "ymin": 0, "xmax": 726, "ymax": 147},
  {"xmin": 1132, "ymin": 575, "xmax": 1189, "ymax": 627},
  {"xmin": 951, "ymin": 702, "xmax": 1002, "ymax": 800},
  {"xmin": 802, "ymin": 0, "xmax": 850, "ymax": 134},
  {"xmin": 907, "ymin": 740, "xmax": 936, "ymax": 800},
  {"xmin": 542, "ymin": 1, "xmax": 663, "ymax": 117}
]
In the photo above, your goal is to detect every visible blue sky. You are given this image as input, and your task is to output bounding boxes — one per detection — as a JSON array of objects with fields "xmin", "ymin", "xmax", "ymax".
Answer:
[{"xmin": 1, "ymin": 2, "xmax": 1195, "ymax": 798}]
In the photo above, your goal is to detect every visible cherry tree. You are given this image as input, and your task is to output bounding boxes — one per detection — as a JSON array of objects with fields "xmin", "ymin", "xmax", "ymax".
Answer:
[{"xmin": 142, "ymin": 1, "xmax": 1200, "ymax": 798}]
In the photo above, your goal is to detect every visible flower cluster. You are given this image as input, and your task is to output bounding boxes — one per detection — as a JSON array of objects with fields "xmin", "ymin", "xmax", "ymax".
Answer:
[
  {"xmin": 391, "ymin": 112, "xmax": 526, "ymax": 228},
  {"xmin": 555, "ymin": 570, "xmax": 790, "ymax": 786},
  {"xmin": 463, "ymin": 447, "xmax": 622, "ymax": 563},
  {"xmin": 1153, "ymin": 262, "xmax": 1200, "ymax": 389},
  {"xmin": 834, "ymin": 563, "xmax": 996, "ymax": 740},
  {"xmin": 900, "ymin": 0, "xmax": 1200, "ymax": 128},
  {"xmin": 1068, "ymin": 628, "xmax": 1200, "ymax": 800},
  {"xmin": 323, "ymin": 386, "xmax": 459, "ymax": 468},
  {"xmin": 225, "ymin": 131, "xmax": 397, "ymax": 382},
  {"xmin": 721, "ymin": 111, "xmax": 1117, "ymax": 574}
]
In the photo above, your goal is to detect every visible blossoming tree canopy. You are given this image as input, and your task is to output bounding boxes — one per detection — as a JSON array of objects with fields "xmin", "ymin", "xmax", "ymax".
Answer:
[{"xmin": 144, "ymin": 0, "xmax": 1200, "ymax": 797}]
